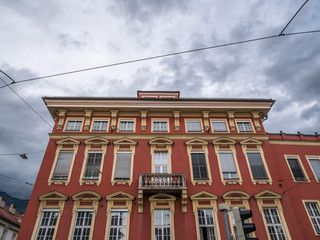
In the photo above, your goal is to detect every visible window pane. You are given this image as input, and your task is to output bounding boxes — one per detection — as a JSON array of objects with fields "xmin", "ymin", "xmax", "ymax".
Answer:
[
  {"xmin": 211, "ymin": 121, "xmax": 227, "ymax": 132},
  {"xmin": 154, "ymin": 152, "xmax": 169, "ymax": 173},
  {"xmin": 92, "ymin": 120, "xmax": 108, "ymax": 131},
  {"xmin": 219, "ymin": 152, "xmax": 238, "ymax": 179},
  {"xmin": 52, "ymin": 151, "xmax": 74, "ymax": 179},
  {"xmin": 247, "ymin": 152, "xmax": 268, "ymax": 179},
  {"xmin": 287, "ymin": 157, "xmax": 306, "ymax": 181},
  {"xmin": 154, "ymin": 210, "xmax": 171, "ymax": 240},
  {"xmin": 305, "ymin": 202, "xmax": 320, "ymax": 234},
  {"xmin": 197, "ymin": 209, "xmax": 216, "ymax": 240},
  {"xmin": 154, "ymin": 121, "xmax": 168, "ymax": 132},
  {"xmin": 308, "ymin": 158, "xmax": 320, "ymax": 181},
  {"xmin": 108, "ymin": 210, "xmax": 127, "ymax": 240},
  {"xmin": 73, "ymin": 210, "xmax": 93, "ymax": 240},
  {"xmin": 187, "ymin": 120, "xmax": 201, "ymax": 132},
  {"xmin": 119, "ymin": 120, "xmax": 134, "ymax": 131},
  {"xmin": 237, "ymin": 121, "xmax": 252, "ymax": 132},
  {"xmin": 84, "ymin": 152, "xmax": 102, "ymax": 179},
  {"xmin": 36, "ymin": 210, "xmax": 59, "ymax": 240},
  {"xmin": 66, "ymin": 120, "xmax": 82, "ymax": 131},
  {"xmin": 115, "ymin": 152, "xmax": 131, "ymax": 179},
  {"xmin": 191, "ymin": 152, "xmax": 208, "ymax": 179},
  {"xmin": 263, "ymin": 208, "xmax": 287, "ymax": 240}
]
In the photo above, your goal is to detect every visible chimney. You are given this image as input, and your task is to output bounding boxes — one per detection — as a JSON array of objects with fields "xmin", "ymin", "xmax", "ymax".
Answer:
[
  {"xmin": 0, "ymin": 197, "xmax": 6, "ymax": 208},
  {"xmin": 9, "ymin": 204, "xmax": 16, "ymax": 214}
]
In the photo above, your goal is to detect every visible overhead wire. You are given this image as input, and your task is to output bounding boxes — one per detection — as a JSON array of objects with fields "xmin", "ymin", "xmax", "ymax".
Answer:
[
  {"xmin": 0, "ymin": 30, "xmax": 320, "ymax": 90},
  {"xmin": 0, "ymin": 174, "xmax": 33, "ymax": 186},
  {"xmin": 0, "ymin": 151, "xmax": 44, "ymax": 156}
]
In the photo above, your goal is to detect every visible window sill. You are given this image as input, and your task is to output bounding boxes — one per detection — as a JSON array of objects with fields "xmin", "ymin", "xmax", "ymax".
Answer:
[
  {"xmin": 192, "ymin": 179, "xmax": 212, "ymax": 186},
  {"xmin": 49, "ymin": 179, "xmax": 69, "ymax": 186},
  {"xmin": 222, "ymin": 179, "xmax": 242, "ymax": 185},
  {"xmin": 80, "ymin": 179, "xmax": 101, "ymax": 186},
  {"xmin": 253, "ymin": 179, "xmax": 272, "ymax": 185},
  {"xmin": 112, "ymin": 179, "xmax": 132, "ymax": 186}
]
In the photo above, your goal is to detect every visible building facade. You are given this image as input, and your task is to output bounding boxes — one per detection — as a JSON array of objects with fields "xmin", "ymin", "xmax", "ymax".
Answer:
[{"xmin": 19, "ymin": 91, "xmax": 320, "ymax": 240}]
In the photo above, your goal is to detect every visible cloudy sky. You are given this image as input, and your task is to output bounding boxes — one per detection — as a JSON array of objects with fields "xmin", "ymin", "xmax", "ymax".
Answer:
[{"xmin": 0, "ymin": 0, "xmax": 319, "ymax": 199}]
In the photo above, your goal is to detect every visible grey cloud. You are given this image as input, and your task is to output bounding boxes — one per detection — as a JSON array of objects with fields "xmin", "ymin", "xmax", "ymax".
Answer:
[{"xmin": 58, "ymin": 33, "xmax": 88, "ymax": 49}]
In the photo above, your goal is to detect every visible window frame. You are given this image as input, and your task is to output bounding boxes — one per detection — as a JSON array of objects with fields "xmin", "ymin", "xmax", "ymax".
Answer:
[
  {"xmin": 90, "ymin": 118, "xmax": 110, "ymax": 132},
  {"xmin": 64, "ymin": 118, "xmax": 84, "ymax": 132},
  {"xmin": 149, "ymin": 137, "xmax": 174, "ymax": 174},
  {"xmin": 262, "ymin": 207, "xmax": 288, "ymax": 240},
  {"xmin": 235, "ymin": 119, "xmax": 255, "ymax": 133},
  {"xmin": 185, "ymin": 119, "xmax": 203, "ymax": 133},
  {"xmin": 152, "ymin": 118, "xmax": 170, "ymax": 133},
  {"xmin": 285, "ymin": 155, "xmax": 309, "ymax": 182},
  {"xmin": 303, "ymin": 200, "xmax": 320, "ymax": 236},
  {"xmin": 306, "ymin": 156, "xmax": 320, "ymax": 182},
  {"xmin": 117, "ymin": 118, "xmax": 136, "ymax": 132},
  {"xmin": 35, "ymin": 209, "xmax": 60, "ymax": 240},
  {"xmin": 210, "ymin": 119, "xmax": 229, "ymax": 133}
]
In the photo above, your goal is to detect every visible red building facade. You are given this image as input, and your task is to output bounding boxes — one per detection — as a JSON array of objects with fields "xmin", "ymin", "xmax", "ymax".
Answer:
[{"xmin": 19, "ymin": 91, "xmax": 320, "ymax": 240}]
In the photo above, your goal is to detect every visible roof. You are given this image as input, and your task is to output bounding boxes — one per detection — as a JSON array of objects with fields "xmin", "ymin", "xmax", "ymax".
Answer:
[{"xmin": 0, "ymin": 205, "xmax": 23, "ymax": 228}]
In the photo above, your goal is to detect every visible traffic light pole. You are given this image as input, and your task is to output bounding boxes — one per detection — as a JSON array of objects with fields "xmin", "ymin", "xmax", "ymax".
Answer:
[{"xmin": 218, "ymin": 203, "xmax": 233, "ymax": 240}]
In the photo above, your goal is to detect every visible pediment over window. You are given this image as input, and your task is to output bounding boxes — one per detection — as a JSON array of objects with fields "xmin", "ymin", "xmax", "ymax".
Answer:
[
  {"xmin": 106, "ymin": 191, "xmax": 135, "ymax": 201},
  {"xmin": 254, "ymin": 190, "xmax": 282, "ymax": 200},
  {"xmin": 190, "ymin": 191, "xmax": 218, "ymax": 200},
  {"xmin": 149, "ymin": 137, "xmax": 174, "ymax": 146},
  {"xmin": 148, "ymin": 193, "xmax": 176, "ymax": 201},
  {"xmin": 39, "ymin": 191, "xmax": 68, "ymax": 201},
  {"xmin": 84, "ymin": 136, "xmax": 109, "ymax": 145},
  {"xmin": 56, "ymin": 137, "xmax": 81, "ymax": 146},
  {"xmin": 212, "ymin": 137, "xmax": 236, "ymax": 146},
  {"xmin": 113, "ymin": 138, "xmax": 137, "ymax": 146},
  {"xmin": 240, "ymin": 138, "xmax": 263, "ymax": 146},
  {"xmin": 185, "ymin": 138, "xmax": 208, "ymax": 146},
  {"xmin": 72, "ymin": 191, "xmax": 102, "ymax": 201},
  {"xmin": 222, "ymin": 190, "xmax": 250, "ymax": 200}
]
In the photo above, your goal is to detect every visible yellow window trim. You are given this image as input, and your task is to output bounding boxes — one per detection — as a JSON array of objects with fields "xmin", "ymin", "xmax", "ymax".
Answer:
[
  {"xmin": 235, "ymin": 119, "xmax": 256, "ymax": 133},
  {"xmin": 63, "ymin": 117, "xmax": 84, "ymax": 132},
  {"xmin": 31, "ymin": 191, "xmax": 68, "ymax": 240},
  {"xmin": 190, "ymin": 191, "xmax": 221, "ymax": 240},
  {"xmin": 151, "ymin": 118, "xmax": 170, "ymax": 133},
  {"xmin": 149, "ymin": 194, "xmax": 176, "ymax": 240},
  {"xmin": 284, "ymin": 155, "xmax": 310, "ymax": 182},
  {"xmin": 210, "ymin": 118, "xmax": 230, "ymax": 133},
  {"xmin": 48, "ymin": 137, "xmax": 81, "ymax": 186},
  {"xmin": 302, "ymin": 200, "xmax": 320, "ymax": 236},
  {"xmin": 254, "ymin": 190, "xmax": 292, "ymax": 240},
  {"xmin": 305, "ymin": 155, "xmax": 320, "ymax": 182},
  {"xmin": 185, "ymin": 138, "xmax": 212, "ymax": 186},
  {"xmin": 149, "ymin": 137, "xmax": 174, "ymax": 173},
  {"xmin": 111, "ymin": 138, "xmax": 137, "ymax": 186},
  {"xmin": 68, "ymin": 191, "xmax": 101, "ymax": 240},
  {"xmin": 184, "ymin": 118, "xmax": 204, "ymax": 133},
  {"xmin": 212, "ymin": 138, "xmax": 242, "ymax": 185},
  {"xmin": 90, "ymin": 117, "xmax": 110, "ymax": 132},
  {"xmin": 117, "ymin": 118, "xmax": 136, "ymax": 133},
  {"xmin": 79, "ymin": 137, "xmax": 109, "ymax": 186},
  {"xmin": 240, "ymin": 138, "xmax": 272, "ymax": 185},
  {"xmin": 105, "ymin": 191, "xmax": 135, "ymax": 240}
]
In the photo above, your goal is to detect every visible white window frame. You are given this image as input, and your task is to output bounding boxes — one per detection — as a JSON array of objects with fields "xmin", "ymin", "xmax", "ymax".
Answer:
[
  {"xmin": 191, "ymin": 151, "xmax": 209, "ymax": 180},
  {"xmin": 91, "ymin": 119, "xmax": 109, "ymax": 132},
  {"xmin": 35, "ymin": 209, "xmax": 59, "ymax": 240},
  {"xmin": 197, "ymin": 208, "xmax": 217, "ymax": 240},
  {"xmin": 83, "ymin": 151, "xmax": 103, "ymax": 180},
  {"xmin": 108, "ymin": 209, "xmax": 128, "ymax": 240},
  {"xmin": 114, "ymin": 151, "xmax": 132, "ymax": 180},
  {"xmin": 285, "ymin": 155, "xmax": 309, "ymax": 182},
  {"xmin": 72, "ymin": 209, "xmax": 94, "ymax": 240},
  {"xmin": 211, "ymin": 120, "xmax": 229, "ymax": 133},
  {"xmin": 154, "ymin": 209, "xmax": 172, "ymax": 240},
  {"xmin": 306, "ymin": 156, "xmax": 320, "ymax": 182},
  {"xmin": 64, "ymin": 119, "xmax": 83, "ymax": 131},
  {"xmin": 152, "ymin": 119, "xmax": 169, "ymax": 132},
  {"xmin": 303, "ymin": 200, "xmax": 320, "ymax": 236},
  {"xmin": 154, "ymin": 151, "xmax": 169, "ymax": 173},
  {"xmin": 246, "ymin": 151, "xmax": 269, "ymax": 180},
  {"xmin": 185, "ymin": 119, "xmax": 203, "ymax": 132},
  {"xmin": 236, "ymin": 120, "xmax": 254, "ymax": 133},
  {"xmin": 218, "ymin": 151, "xmax": 238, "ymax": 180},
  {"xmin": 263, "ymin": 208, "xmax": 287, "ymax": 240},
  {"xmin": 52, "ymin": 151, "xmax": 74, "ymax": 180},
  {"xmin": 118, "ymin": 119, "xmax": 135, "ymax": 132}
]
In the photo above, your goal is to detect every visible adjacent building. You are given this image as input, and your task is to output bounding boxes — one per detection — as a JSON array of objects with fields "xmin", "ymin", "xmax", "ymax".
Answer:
[{"xmin": 18, "ymin": 91, "xmax": 320, "ymax": 239}]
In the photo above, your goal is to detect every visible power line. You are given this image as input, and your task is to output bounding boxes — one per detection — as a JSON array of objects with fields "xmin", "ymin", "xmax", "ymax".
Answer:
[
  {"xmin": 0, "ymin": 30, "xmax": 319, "ymax": 90},
  {"xmin": 0, "ymin": 151, "xmax": 44, "ymax": 156},
  {"xmin": 0, "ymin": 77, "xmax": 53, "ymax": 128},
  {"xmin": 280, "ymin": 0, "xmax": 309, "ymax": 35},
  {"xmin": 0, "ymin": 174, "xmax": 33, "ymax": 186}
]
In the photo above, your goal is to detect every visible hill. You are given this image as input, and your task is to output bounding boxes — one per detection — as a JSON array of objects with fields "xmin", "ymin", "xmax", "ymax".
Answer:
[{"xmin": 0, "ymin": 191, "xmax": 29, "ymax": 214}]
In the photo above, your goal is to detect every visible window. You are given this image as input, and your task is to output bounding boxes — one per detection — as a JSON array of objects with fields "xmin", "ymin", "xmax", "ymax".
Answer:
[
  {"xmin": 92, "ymin": 120, "xmax": 108, "ymax": 131},
  {"xmin": 11, "ymin": 233, "xmax": 17, "ymax": 240},
  {"xmin": 211, "ymin": 120, "xmax": 228, "ymax": 132},
  {"xmin": 52, "ymin": 151, "xmax": 74, "ymax": 179},
  {"xmin": 247, "ymin": 152, "xmax": 268, "ymax": 179},
  {"xmin": 0, "ymin": 230, "xmax": 7, "ymax": 240},
  {"xmin": 154, "ymin": 210, "xmax": 172, "ymax": 240},
  {"xmin": 307, "ymin": 157, "xmax": 320, "ymax": 181},
  {"xmin": 186, "ymin": 120, "xmax": 202, "ymax": 132},
  {"xmin": 108, "ymin": 210, "xmax": 128, "ymax": 240},
  {"xmin": 153, "ymin": 120, "xmax": 168, "ymax": 132},
  {"xmin": 218, "ymin": 151, "xmax": 238, "ymax": 179},
  {"xmin": 263, "ymin": 208, "xmax": 287, "ymax": 240},
  {"xmin": 83, "ymin": 152, "xmax": 102, "ymax": 179},
  {"xmin": 36, "ymin": 210, "xmax": 59, "ymax": 240},
  {"xmin": 237, "ymin": 121, "xmax": 253, "ymax": 132},
  {"xmin": 66, "ymin": 120, "xmax": 82, "ymax": 131},
  {"xmin": 119, "ymin": 120, "xmax": 134, "ymax": 132},
  {"xmin": 115, "ymin": 152, "xmax": 132, "ymax": 179},
  {"xmin": 154, "ymin": 152, "xmax": 169, "ymax": 173},
  {"xmin": 197, "ymin": 209, "xmax": 217, "ymax": 240},
  {"xmin": 191, "ymin": 152, "xmax": 208, "ymax": 180},
  {"xmin": 286, "ymin": 157, "xmax": 307, "ymax": 181},
  {"xmin": 72, "ymin": 210, "xmax": 93, "ymax": 240},
  {"xmin": 305, "ymin": 202, "xmax": 320, "ymax": 235}
]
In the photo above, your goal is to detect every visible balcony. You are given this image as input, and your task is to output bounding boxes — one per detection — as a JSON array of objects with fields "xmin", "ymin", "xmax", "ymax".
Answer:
[{"xmin": 138, "ymin": 173, "xmax": 188, "ymax": 213}]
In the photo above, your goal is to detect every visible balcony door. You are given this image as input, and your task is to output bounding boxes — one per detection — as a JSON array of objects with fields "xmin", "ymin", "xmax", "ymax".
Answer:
[{"xmin": 154, "ymin": 152, "xmax": 169, "ymax": 173}]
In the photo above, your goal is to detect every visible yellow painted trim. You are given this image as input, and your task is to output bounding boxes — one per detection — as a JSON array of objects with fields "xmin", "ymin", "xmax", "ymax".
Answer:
[
  {"xmin": 210, "ymin": 119, "xmax": 230, "ymax": 133},
  {"xmin": 56, "ymin": 109, "xmax": 67, "ymax": 130},
  {"xmin": 184, "ymin": 118, "xmax": 204, "ymax": 133},
  {"xmin": 172, "ymin": 111, "xmax": 181, "ymax": 131},
  {"xmin": 235, "ymin": 119, "xmax": 256, "ymax": 133},
  {"xmin": 90, "ymin": 117, "xmax": 110, "ymax": 132},
  {"xmin": 302, "ymin": 200, "xmax": 320, "ymax": 236},
  {"xmin": 305, "ymin": 156, "xmax": 320, "ymax": 182},
  {"xmin": 284, "ymin": 155, "xmax": 310, "ymax": 182},
  {"xmin": 151, "ymin": 118, "xmax": 170, "ymax": 133},
  {"xmin": 63, "ymin": 117, "xmax": 84, "ymax": 132},
  {"xmin": 149, "ymin": 194, "xmax": 176, "ymax": 240},
  {"xmin": 117, "ymin": 118, "xmax": 136, "ymax": 133}
]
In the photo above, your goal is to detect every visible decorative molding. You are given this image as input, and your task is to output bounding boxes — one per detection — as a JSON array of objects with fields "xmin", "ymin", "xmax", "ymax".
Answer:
[
  {"xmin": 201, "ymin": 111, "xmax": 210, "ymax": 131},
  {"xmin": 84, "ymin": 110, "xmax": 93, "ymax": 130},
  {"xmin": 140, "ymin": 110, "xmax": 148, "ymax": 131},
  {"xmin": 56, "ymin": 109, "xmax": 67, "ymax": 130},
  {"xmin": 172, "ymin": 111, "xmax": 181, "ymax": 131},
  {"xmin": 110, "ymin": 110, "xmax": 119, "ymax": 130},
  {"xmin": 226, "ymin": 111, "xmax": 236, "ymax": 131},
  {"xmin": 251, "ymin": 111, "xmax": 262, "ymax": 131}
]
